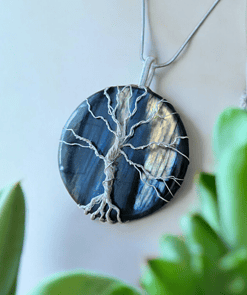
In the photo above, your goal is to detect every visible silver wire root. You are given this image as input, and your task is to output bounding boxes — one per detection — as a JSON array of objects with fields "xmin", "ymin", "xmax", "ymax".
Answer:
[{"xmin": 79, "ymin": 194, "xmax": 121, "ymax": 223}]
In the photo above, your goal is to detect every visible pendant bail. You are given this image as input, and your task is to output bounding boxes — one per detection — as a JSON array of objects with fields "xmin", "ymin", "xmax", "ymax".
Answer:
[{"xmin": 139, "ymin": 56, "xmax": 156, "ymax": 87}]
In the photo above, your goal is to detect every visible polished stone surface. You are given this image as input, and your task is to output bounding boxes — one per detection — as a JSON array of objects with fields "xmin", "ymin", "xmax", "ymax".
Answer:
[{"xmin": 58, "ymin": 85, "xmax": 189, "ymax": 222}]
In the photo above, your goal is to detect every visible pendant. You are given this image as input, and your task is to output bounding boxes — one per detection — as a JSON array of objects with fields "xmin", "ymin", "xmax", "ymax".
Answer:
[
  {"xmin": 58, "ymin": 84, "xmax": 189, "ymax": 223},
  {"xmin": 57, "ymin": 0, "xmax": 222, "ymax": 223}
]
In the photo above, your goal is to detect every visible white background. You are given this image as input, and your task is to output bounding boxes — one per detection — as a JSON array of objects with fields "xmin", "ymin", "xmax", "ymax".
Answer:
[{"xmin": 0, "ymin": 0, "xmax": 245, "ymax": 294}]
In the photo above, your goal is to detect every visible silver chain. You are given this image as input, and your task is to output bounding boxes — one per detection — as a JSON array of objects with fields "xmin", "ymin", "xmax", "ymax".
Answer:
[{"xmin": 139, "ymin": 0, "xmax": 222, "ymax": 86}]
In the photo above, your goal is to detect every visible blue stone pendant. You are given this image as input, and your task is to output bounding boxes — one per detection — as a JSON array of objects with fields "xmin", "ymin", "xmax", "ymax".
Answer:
[{"xmin": 58, "ymin": 85, "xmax": 189, "ymax": 223}]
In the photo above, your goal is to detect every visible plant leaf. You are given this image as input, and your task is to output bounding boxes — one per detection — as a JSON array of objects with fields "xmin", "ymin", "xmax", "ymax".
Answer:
[
  {"xmin": 214, "ymin": 107, "xmax": 247, "ymax": 161},
  {"xmin": 181, "ymin": 213, "xmax": 227, "ymax": 261},
  {"xmin": 197, "ymin": 172, "xmax": 220, "ymax": 234},
  {"xmin": 0, "ymin": 182, "xmax": 25, "ymax": 295},
  {"xmin": 7, "ymin": 276, "xmax": 17, "ymax": 295},
  {"xmin": 219, "ymin": 249, "xmax": 247, "ymax": 295},
  {"xmin": 28, "ymin": 270, "xmax": 141, "ymax": 295},
  {"xmin": 181, "ymin": 213, "xmax": 227, "ymax": 293},
  {"xmin": 220, "ymin": 248, "xmax": 247, "ymax": 272},
  {"xmin": 227, "ymin": 276, "xmax": 246, "ymax": 295},
  {"xmin": 140, "ymin": 264, "xmax": 167, "ymax": 295},
  {"xmin": 216, "ymin": 144, "xmax": 247, "ymax": 248},
  {"xmin": 141, "ymin": 258, "xmax": 196, "ymax": 295},
  {"xmin": 159, "ymin": 234, "xmax": 190, "ymax": 265}
]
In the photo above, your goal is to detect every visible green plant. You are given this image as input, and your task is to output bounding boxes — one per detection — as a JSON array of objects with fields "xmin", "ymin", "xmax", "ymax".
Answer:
[
  {"xmin": 140, "ymin": 107, "xmax": 247, "ymax": 295},
  {"xmin": 0, "ymin": 182, "xmax": 25, "ymax": 295},
  {"xmin": 1, "ymin": 107, "xmax": 247, "ymax": 295}
]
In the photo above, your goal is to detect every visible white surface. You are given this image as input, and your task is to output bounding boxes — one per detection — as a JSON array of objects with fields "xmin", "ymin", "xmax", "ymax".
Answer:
[{"xmin": 0, "ymin": 0, "xmax": 245, "ymax": 294}]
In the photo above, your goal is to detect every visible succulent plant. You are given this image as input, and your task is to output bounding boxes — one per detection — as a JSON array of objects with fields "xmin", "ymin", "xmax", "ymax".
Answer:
[{"xmin": 141, "ymin": 108, "xmax": 247, "ymax": 295}]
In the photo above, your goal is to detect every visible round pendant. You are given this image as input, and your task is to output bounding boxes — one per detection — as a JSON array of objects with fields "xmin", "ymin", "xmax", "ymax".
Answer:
[{"xmin": 58, "ymin": 85, "xmax": 189, "ymax": 223}]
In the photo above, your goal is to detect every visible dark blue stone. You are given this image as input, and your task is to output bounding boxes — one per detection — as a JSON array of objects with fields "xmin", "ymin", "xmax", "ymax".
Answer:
[{"xmin": 58, "ymin": 85, "xmax": 189, "ymax": 223}]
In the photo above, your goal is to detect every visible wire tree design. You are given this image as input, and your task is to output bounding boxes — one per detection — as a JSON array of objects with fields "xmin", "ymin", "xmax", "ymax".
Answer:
[{"xmin": 61, "ymin": 85, "xmax": 189, "ymax": 223}]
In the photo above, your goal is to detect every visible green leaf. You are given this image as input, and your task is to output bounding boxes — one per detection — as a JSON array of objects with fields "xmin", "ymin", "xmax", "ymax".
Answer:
[
  {"xmin": 214, "ymin": 108, "xmax": 247, "ymax": 160},
  {"xmin": 159, "ymin": 234, "xmax": 190, "ymax": 265},
  {"xmin": 219, "ymin": 249, "xmax": 247, "ymax": 295},
  {"xmin": 0, "ymin": 182, "xmax": 25, "ymax": 295},
  {"xmin": 220, "ymin": 248, "xmax": 247, "ymax": 272},
  {"xmin": 141, "ymin": 258, "xmax": 196, "ymax": 295},
  {"xmin": 181, "ymin": 214, "xmax": 227, "ymax": 293},
  {"xmin": 141, "ymin": 264, "xmax": 167, "ymax": 295},
  {"xmin": 227, "ymin": 276, "xmax": 246, "ymax": 295},
  {"xmin": 216, "ymin": 144, "xmax": 247, "ymax": 248},
  {"xmin": 197, "ymin": 173, "xmax": 220, "ymax": 234},
  {"xmin": 7, "ymin": 276, "xmax": 17, "ymax": 295},
  {"xmin": 29, "ymin": 270, "xmax": 141, "ymax": 295},
  {"xmin": 181, "ymin": 214, "xmax": 227, "ymax": 261}
]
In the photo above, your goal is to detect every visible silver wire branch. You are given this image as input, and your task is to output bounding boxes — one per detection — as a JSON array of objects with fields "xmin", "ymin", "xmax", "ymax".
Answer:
[{"xmin": 140, "ymin": 0, "xmax": 222, "ymax": 69}]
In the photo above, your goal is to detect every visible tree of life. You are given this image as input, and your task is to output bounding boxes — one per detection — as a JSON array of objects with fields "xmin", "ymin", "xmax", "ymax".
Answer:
[{"xmin": 59, "ymin": 85, "xmax": 189, "ymax": 223}]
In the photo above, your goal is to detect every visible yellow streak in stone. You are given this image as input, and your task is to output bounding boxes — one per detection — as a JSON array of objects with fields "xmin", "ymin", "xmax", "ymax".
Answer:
[{"xmin": 138, "ymin": 95, "xmax": 179, "ymax": 202}]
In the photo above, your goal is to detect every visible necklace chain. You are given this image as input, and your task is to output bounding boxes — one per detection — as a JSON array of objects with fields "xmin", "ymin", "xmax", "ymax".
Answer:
[{"xmin": 140, "ymin": 0, "xmax": 222, "ymax": 70}]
